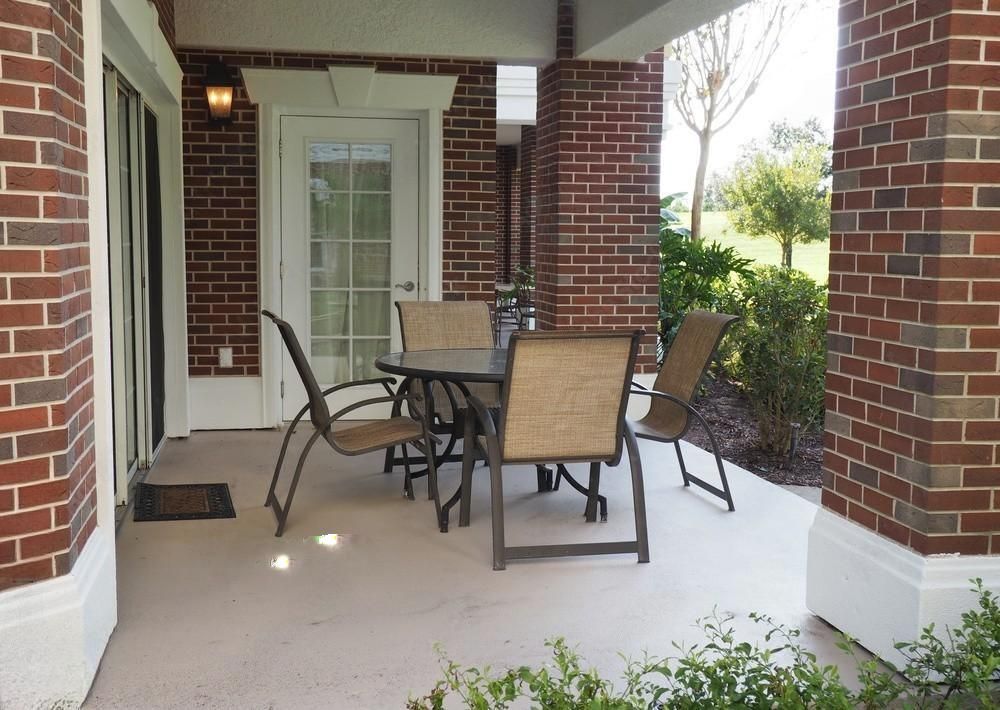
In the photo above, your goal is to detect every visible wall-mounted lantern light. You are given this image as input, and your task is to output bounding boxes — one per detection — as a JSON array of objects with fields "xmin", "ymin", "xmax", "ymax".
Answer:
[{"xmin": 204, "ymin": 60, "xmax": 236, "ymax": 123}]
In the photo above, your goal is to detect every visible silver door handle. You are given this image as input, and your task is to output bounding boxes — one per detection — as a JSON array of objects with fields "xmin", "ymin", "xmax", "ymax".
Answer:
[{"xmin": 394, "ymin": 281, "xmax": 415, "ymax": 292}]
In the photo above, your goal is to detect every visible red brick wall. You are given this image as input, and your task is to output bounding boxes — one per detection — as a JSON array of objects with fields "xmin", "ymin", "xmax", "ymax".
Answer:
[
  {"xmin": 825, "ymin": 0, "xmax": 1000, "ymax": 555},
  {"xmin": 534, "ymin": 0, "xmax": 662, "ymax": 371},
  {"xmin": 519, "ymin": 125, "xmax": 536, "ymax": 270},
  {"xmin": 511, "ymin": 155, "xmax": 521, "ymax": 271},
  {"xmin": 495, "ymin": 145, "xmax": 517, "ymax": 281},
  {"xmin": 177, "ymin": 49, "xmax": 496, "ymax": 376},
  {"xmin": 0, "ymin": 0, "xmax": 97, "ymax": 590},
  {"xmin": 150, "ymin": 0, "xmax": 175, "ymax": 50}
]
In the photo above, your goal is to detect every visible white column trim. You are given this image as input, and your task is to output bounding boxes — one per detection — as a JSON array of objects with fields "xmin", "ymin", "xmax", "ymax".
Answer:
[{"xmin": 807, "ymin": 508, "xmax": 1000, "ymax": 667}]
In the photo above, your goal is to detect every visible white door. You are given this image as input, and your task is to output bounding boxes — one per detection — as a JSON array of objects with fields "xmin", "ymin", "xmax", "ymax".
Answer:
[{"xmin": 280, "ymin": 116, "xmax": 419, "ymax": 420}]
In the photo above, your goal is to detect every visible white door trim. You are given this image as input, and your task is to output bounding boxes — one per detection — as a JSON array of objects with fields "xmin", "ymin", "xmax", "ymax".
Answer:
[{"xmin": 250, "ymin": 68, "xmax": 455, "ymax": 428}]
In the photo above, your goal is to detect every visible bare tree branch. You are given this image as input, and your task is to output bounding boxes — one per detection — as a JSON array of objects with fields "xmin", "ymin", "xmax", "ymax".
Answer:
[{"xmin": 671, "ymin": 0, "xmax": 806, "ymax": 239}]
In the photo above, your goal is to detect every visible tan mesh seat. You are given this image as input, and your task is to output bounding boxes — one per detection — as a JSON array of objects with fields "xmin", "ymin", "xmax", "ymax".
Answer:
[
  {"xmin": 261, "ymin": 310, "xmax": 439, "ymax": 537},
  {"xmin": 630, "ymin": 309, "xmax": 739, "ymax": 510},
  {"xmin": 458, "ymin": 330, "xmax": 649, "ymax": 570}
]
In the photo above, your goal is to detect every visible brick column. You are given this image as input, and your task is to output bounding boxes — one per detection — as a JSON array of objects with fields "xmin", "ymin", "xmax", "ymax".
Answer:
[
  {"xmin": 0, "ymin": 0, "xmax": 97, "ymax": 590},
  {"xmin": 495, "ymin": 145, "xmax": 517, "ymax": 281},
  {"xmin": 519, "ymin": 125, "xmax": 536, "ymax": 269},
  {"xmin": 534, "ymin": 0, "xmax": 662, "ymax": 371},
  {"xmin": 809, "ymin": 0, "xmax": 1000, "ymax": 663}
]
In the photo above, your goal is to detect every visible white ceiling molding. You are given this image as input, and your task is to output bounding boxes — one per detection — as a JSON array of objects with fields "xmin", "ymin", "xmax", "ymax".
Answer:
[{"xmin": 242, "ymin": 67, "xmax": 458, "ymax": 110}]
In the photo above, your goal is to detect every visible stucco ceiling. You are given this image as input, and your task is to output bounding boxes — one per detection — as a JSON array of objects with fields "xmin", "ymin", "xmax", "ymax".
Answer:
[{"xmin": 174, "ymin": 0, "xmax": 746, "ymax": 64}]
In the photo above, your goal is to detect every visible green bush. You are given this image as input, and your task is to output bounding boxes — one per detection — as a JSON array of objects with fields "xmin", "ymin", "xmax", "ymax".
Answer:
[
  {"xmin": 726, "ymin": 266, "xmax": 827, "ymax": 455},
  {"xmin": 658, "ymin": 228, "xmax": 752, "ymax": 363},
  {"xmin": 409, "ymin": 581, "xmax": 1000, "ymax": 710}
]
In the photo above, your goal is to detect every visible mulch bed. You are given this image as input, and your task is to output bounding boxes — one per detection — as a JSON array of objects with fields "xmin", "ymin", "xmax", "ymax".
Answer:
[{"xmin": 682, "ymin": 377, "xmax": 823, "ymax": 487}]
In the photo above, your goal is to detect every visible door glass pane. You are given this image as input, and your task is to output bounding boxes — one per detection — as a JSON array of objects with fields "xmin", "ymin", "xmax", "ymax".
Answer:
[
  {"xmin": 352, "ymin": 193, "xmax": 391, "ymax": 240},
  {"xmin": 352, "ymin": 243, "xmax": 390, "ymax": 288},
  {"xmin": 310, "ymin": 143, "xmax": 349, "ymax": 190},
  {"xmin": 312, "ymin": 339, "xmax": 350, "ymax": 383},
  {"xmin": 351, "ymin": 144, "xmax": 391, "ymax": 191},
  {"xmin": 311, "ymin": 242, "xmax": 349, "ymax": 288},
  {"xmin": 310, "ymin": 192, "xmax": 349, "ymax": 238},
  {"xmin": 311, "ymin": 290, "xmax": 349, "ymax": 337},
  {"xmin": 354, "ymin": 339, "xmax": 390, "ymax": 379},
  {"xmin": 307, "ymin": 140, "xmax": 395, "ymax": 385},
  {"xmin": 352, "ymin": 291, "xmax": 390, "ymax": 337}
]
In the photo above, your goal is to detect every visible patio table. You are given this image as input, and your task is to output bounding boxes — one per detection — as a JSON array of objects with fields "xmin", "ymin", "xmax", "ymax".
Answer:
[{"xmin": 375, "ymin": 348, "xmax": 507, "ymax": 532}]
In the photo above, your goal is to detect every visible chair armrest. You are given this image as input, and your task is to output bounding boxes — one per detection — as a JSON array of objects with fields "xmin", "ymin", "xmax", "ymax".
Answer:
[
  {"xmin": 630, "ymin": 380, "xmax": 649, "ymax": 391},
  {"xmin": 320, "ymin": 377, "xmax": 397, "ymax": 398},
  {"xmin": 630, "ymin": 388, "xmax": 688, "ymax": 408},
  {"xmin": 464, "ymin": 394, "xmax": 498, "ymax": 439}
]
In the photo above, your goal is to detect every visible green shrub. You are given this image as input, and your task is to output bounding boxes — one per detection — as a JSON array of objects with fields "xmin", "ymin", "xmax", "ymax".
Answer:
[
  {"xmin": 727, "ymin": 266, "xmax": 827, "ymax": 455},
  {"xmin": 658, "ymin": 228, "xmax": 753, "ymax": 362},
  {"xmin": 409, "ymin": 581, "xmax": 1000, "ymax": 710}
]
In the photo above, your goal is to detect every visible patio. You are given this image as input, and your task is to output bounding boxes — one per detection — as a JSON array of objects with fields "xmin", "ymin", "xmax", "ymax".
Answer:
[{"xmin": 85, "ymin": 429, "xmax": 839, "ymax": 708}]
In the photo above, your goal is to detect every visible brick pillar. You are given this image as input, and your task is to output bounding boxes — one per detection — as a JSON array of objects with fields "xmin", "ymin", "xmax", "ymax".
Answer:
[
  {"xmin": 0, "ymin": 0, "xmax": 96, "ymax": 590},
  {"xmin": 495, "ymin": 145, "xmax": 517, "ymax": 281},
  {"xmin": 534, "ymin": 0, "xmax": 662, "ymax": 370},
  {"xmin": 519, "ymin": 125, "xmax": 536, "ymax": 269},
  {"xmin": 808, "ymin": 0, "xmax": 1000, "ymax": 664}
]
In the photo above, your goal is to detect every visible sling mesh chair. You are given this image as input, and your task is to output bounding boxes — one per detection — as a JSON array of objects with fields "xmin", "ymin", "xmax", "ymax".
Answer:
[
  {"xmin": 262, "ymin": 310, "xmax": 440, "ymax": 537},
  {"xmin": 384, "ymin": 301, "xmax": 501, "ymax": 482},
  {"xmin": 459, "ymin": 330, "xmax": 649, "ymax": 570},
  {"xmin": 630, "ymin": 309, "xmax": 739, "ymax": 511}
]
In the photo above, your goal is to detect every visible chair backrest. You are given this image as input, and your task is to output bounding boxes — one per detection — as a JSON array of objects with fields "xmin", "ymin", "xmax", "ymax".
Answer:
[
  {"xmin": 396, "ymin": 301, "xmax": 494, "ymax": 351},
  {"xmin": 499, "ymin": 330, "xmax": 642, "ymax": 464},
  {"xmin": 646, "ymin": 310, "xmax": 738, "ymax": 436},
  {"xmin": 262, "ymin": 310, "xmax": 331, "ymax": 431}
]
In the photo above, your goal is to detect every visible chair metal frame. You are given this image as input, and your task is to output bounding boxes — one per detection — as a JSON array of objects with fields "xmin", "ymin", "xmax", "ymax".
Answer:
[
  {"xmin": 630, "ymin": 311, "xmax": 739, "ymax": 511},
  {"xmin": 262, "ymin": 310, "xmax": 439, "ymax": 537},
  {"xmin": 458, "ymin": 330, "xmax": 649, "ymax": 570}
]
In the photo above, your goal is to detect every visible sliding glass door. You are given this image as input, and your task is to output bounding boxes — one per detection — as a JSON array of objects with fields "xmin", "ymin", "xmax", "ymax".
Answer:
[{"xmin": 104, "ymin": 63, "xmax": 165, "ymax": 503}]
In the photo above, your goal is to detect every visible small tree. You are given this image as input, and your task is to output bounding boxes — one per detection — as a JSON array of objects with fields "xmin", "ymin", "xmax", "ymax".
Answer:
[
  {"xmin": 673, "ymin": 0, "xmax": 805, "ymax": 241},
  {"xmin": 723, "ymin": 121, "xmax": 831, "ymax": 268}
]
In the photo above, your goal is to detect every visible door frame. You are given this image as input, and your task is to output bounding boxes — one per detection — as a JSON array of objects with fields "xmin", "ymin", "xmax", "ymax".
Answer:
[
  {"xmin": 250, "ymin": 67, "xmax": 458, "ymax": 427},
  {"xmin": 278, "ymin": 115, "xmax": 420, "ymax": 420}
]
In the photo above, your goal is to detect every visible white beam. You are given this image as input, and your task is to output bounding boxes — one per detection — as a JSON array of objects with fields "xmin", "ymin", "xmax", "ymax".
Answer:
[
  {"xmin": 175, "ymin": 0, "xmax": 556, "ymax": 64},
  {"xmin": 576, "ymin": 0, "xmax": 746, "ymax": 60}
]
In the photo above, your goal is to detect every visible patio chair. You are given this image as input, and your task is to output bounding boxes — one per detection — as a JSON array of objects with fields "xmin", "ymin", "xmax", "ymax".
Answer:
[
  {"xmin": 459, "ymin": 330, "xmax": 649, "ymax": 570},
  {"xmin": 514, "ymin": 280, "xmax": 535, "ymax": 330},
  {"xmin": 384, "ymin": 301, "xmax": 501, "ymax": 479},
  {"xmin": 261, "ymin": 310, "xmax": 439, "ymax": 537},
  {"xmin": 629, "ymin": 310, "xmax": 739, "ymax": 511}
]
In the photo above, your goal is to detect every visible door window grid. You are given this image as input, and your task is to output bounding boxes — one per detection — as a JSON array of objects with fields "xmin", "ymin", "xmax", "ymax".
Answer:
[{"xmin": 309, "ymin": 142, "xmax": 392, "ymax": 382}]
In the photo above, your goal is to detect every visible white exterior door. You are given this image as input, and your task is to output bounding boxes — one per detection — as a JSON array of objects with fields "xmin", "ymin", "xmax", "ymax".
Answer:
[{"xmin": 279, "ymin": 116, "xmax": 419, "ymax": 420}]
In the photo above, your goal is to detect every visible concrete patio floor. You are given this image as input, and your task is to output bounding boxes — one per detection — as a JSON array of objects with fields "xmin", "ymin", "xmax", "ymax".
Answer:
[{"xmin": 86, "ymin": 428, "xmax": 844, "ymax": 709}]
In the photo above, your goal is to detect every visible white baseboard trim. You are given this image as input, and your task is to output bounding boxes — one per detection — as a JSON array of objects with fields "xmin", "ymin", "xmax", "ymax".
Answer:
[
  {"xmin": 806, "ymin": 508, "xmax": 1000, "ymax": 666},
  {"xmin": 190, "ymin": 376, "xmax": 267, "ymax": 430},
  {"xmin": 0, "ymin": 530, "xmax": 117, "ymax": 709}
]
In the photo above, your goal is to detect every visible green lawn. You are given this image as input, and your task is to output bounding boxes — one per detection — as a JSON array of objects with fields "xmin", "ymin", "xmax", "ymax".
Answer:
[{"xmin": 680, "ymin": 211, "xmax": 830, "ymax": 284}]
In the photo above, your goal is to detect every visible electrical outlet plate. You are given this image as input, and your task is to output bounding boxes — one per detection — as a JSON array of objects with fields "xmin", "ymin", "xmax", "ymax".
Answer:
[{"xmin": 219, "ymin": 347, "xmax": 233, "ymax": 368}]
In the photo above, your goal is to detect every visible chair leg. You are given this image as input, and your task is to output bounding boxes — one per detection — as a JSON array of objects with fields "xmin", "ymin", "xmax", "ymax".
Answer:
[
  {"xmin": 704, "ymin": 432, "xmax": 736, "ymax": 513},
  {"xmin": 422, "ymin": 380, "xmax": 438, "ymax": 502},
  {"xmin": 584, "ymin": 462, "xmax": 601, "ymax": 523},
  {"xmin": 401, "ymin": 442, "xmax": 415, "ymax": 500},
  {"xmin": 272, "ymin": 427, "xmax": 326, "ymax": 537},
  {"xmin": 265, "ymin": 402, "xmax": 311, "ymax": 507},
  {"xmin": 459, "ymin": 408, "xmax": 477, "ymax": 527},
  {"xmin": 383, "ymin": 381, "xmax": 409, "ymax": 473},
  {"xmin": 624, "ymin": 426, "xmax": 650, "ymax": 563},
  {"xmin": 673, "ymin": 440, "xmax": 691, "ymax": 487},
  {"xmin": 486, "ymin": 436, "xmax": 506, "ymax": 570}
]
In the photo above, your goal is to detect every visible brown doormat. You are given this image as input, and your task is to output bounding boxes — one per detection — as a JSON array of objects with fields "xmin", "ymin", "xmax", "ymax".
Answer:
[{"xmin": 134, "ymin": 482, "xmax": 236, "ymax": 522}]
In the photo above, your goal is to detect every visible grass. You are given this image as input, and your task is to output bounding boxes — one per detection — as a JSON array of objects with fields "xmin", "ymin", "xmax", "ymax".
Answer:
[{"xmin": 680, "ymin": 211, "xmax": 830, "ymax": 284}]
